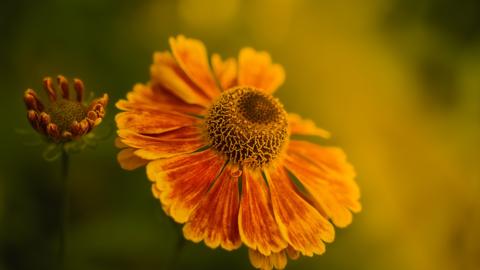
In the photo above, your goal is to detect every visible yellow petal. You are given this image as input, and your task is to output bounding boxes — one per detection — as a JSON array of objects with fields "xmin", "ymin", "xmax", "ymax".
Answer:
[
  {"xmin": 150, "ymin": 51, "xmax": 211, "ymax": 107},
  {"xmin": 117, "ymin": 148, "xmax": 148, "ymax": 170},
  {"xmin": 239, "ymin": 170, "xmax": 287, "ymax": 255},
  {"xmin": 117, "ymin": 127, "xmax": 206, "ymax": 160},
  {"xmin": 169, "ymin": 35, "xmax": 221, "ymax": 99},
  {"xmin": 116, "ymin": 83, "xmax": 205, "ymax": 115},
  {"xmin": 286, "ymin": 140, "xmax": 361, "ymax": 227},
  {"xmin": 238, "ymin": 47, "xmax": 285, "ymax": 93},
  {"xmin": 288, "ymin": 113, "xmax": 330, "ymax": 138},
  {"xmin": 211, "ymin": 53, "xmax": 237, "ymax": 90},
  {"xmin": 265, "ymin": 166, "xmax": 334, "ymax": 256},
  {"xmin": 248, "ymin": 249, "xmax": 287, "ymax": 270},
  {"xmin": 286, "ymin": 246, "xmax": 300, "ymax": 260},
  {"xmin": 146, "ymin": 150, "xmax": 224, "ymax": 223},
  {"xmin": 183, "ymin": 165, "xmax": 242, "ymax": 250},
  {"xmin": 115, "ymin": 111, "xmax": 198, "ymax": 134},
  {"xmin": 114, "ymin": 137, "xmax": 128, "ymax": 148}
]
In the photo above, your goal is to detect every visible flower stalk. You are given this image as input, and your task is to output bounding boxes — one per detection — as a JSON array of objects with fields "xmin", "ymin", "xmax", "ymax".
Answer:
[
  {"xmin": 59, "ymin": 147, "xmax": 69, "ymax": 268},
  {"xmin": 22, "ymin": 75, "xmax": 109, "ymax": 269}
]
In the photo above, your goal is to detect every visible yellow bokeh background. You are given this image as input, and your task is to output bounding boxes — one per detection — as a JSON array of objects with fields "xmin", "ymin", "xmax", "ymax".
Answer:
[{"xmin": 1, "ymin": 0, "xmax": 479, "ymax": 269}]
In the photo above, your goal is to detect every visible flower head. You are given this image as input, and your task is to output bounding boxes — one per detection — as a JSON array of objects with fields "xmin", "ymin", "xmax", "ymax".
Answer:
[
  {"xmin": 23, "ymin": 76, "xmax": 108, "ymax": 142},
  {"xmin": 116, "ymin": 35, "xmax": 361, "ymax": 269}
]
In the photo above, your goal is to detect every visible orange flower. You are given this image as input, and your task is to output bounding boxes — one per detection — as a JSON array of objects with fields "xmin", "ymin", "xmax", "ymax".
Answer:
[
  {"xmin": 24, "ymin": 75, "xmax": 108, "ymax": 142},
  {"xmin": 116, "ymin": 35, "xmax": 361, "ymax": 270}
]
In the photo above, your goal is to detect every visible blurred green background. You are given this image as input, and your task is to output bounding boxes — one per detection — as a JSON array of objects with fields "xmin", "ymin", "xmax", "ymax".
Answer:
[{"xmin": 1, "ymin": 0, "xmax": 479, "ymax": 269}]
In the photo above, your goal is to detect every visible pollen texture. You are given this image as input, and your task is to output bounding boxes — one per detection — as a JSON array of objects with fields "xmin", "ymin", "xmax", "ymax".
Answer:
[
  {"xmin": 205, "ymin": 86, "xmax": 288, "ymax": 168},
  {"xmin": 46, "ymin": 100, "xmax": 87, "ymax": 132}
]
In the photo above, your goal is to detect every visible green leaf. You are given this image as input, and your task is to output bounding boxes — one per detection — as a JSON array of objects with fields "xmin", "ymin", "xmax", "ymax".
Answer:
[{"xmin": 42, "ymin": 143, "xmax": 62, "ymax": 162}]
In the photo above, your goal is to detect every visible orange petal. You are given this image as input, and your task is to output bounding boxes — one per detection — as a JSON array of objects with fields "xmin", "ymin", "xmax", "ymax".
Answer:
[
  {"xmin": 239, "ymin": 170, "xmax": 287, "ymax": 255},
  {"xmin": 238, "ymin": 47, "xmax": 285, "ymax": 93},
  {"xmin": 117, "ymin": 148, "xmax": 149, "ymax": 170},
  {"xmin": 169, "ymin": 35, "xmax": 221, "ymax": 99},
  {"xmin": 286, "ymin": 141, "xmax": 361, "ymax": 227},
  {"xmin": 115, "ymin": 137, "xmax": 128, "ymax": 148},
  {"xmin": 286, "ymin": 246, "xmax": 300, "ymax": 260},
  {"xmin": 248, "ymin": 249, "xmax": 287, "ymax": 270},
  {"xmin": 151, "ymin": 51, "xmax": 211, "ymax": 107},
  {"xmin": 211, "ymin": 53, "xmax": 237, "ymax": 90},
  {"xmin": 134, "ymin": 140, "xmax": 205, "ymax": 160},
  {"xmin": 118, "ymin": 128, "xmax": 206, "ymax": 160},
  {"xmin": 183, "ymin": 165, "xmax": 242, "ymax": 250},
  {"xmin": 117, "ymin": 126, "xmax": 204, "ymax": 145},
  {"xmin": 146, "ymin": 150, "xmax": 224, "ymax": 223},
  {"xmin": 115, "ymin": 111, "xmax": 198, "ymax": 134},
  {"xmin": 265, "ymin": 166, "xmax": 334, "ymax": 256},
  {"xmin": 288, "ymin": 113, "xmax": 330, "ymax": 138},
  {"xmin": 116, "ymin": 83, "xmax": 205, "ymax": 115}
]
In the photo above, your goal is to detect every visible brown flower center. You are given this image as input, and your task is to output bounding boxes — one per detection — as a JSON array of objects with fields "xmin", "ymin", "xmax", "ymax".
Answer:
[
  {"xmin": 205, "ymin": 86, "xmax": 288, "ymax": 168},
  {"xmin": 46, "ymin": 100, "xmax": 87, "ymax": 132}
]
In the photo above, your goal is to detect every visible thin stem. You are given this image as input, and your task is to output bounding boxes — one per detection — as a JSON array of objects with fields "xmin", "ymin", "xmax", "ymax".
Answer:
[
  {"xmin": 168, "ymin": 218, "xmax": 187, "ymax": 269},
  {"xmin": 171, "ymin": 232, "xmax": 186, "ymax": 269},
  {"xmin": 59, "ymin": 147, "xmax": 69, "ymax": 269}
]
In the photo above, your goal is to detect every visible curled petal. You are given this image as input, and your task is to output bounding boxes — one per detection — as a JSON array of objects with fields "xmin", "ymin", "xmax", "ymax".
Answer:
[
  {"xmin": 87, "ymin": 94, "xmax": 108, "ymax": 113},
  {"xmin": 46, "ymin": 123, "xmax": 60, "ymax": 139},
  {"xmin": 39, "ymin": 112, "xmax": 51, "ymax": 131},
  {"xmin": 62, "ymin": 131, "xmax": 72, "ymax": 139},
  {"xmin": 57, "ymin": 75, "xmax": 69, "ymax": 99},
  {"xmin": 27, "ymin": 110, "xmax": 40, "ymax": 131},
  {"xmin": 43, "ymin": 77, "xmax": 57, "ymax": 102},
  {"xmin": 238, "ymin": 48, "xmax": 285, "ymax": 93},
  {"xmin": 79, "ymin": 120, "xmax": 90, "ymax": 135},
  {"xmin": 24, "ymin": 89, "xmax": 44, "ymax": 111},
  {"xmin": 183, "ymin": 165, "xmax": 242, "ymax": 250},
  {"xmin": 87, "ymin": 111, "xmax": 98, "ymax": 122},
  {"xmin": 70, "ymin": 121, "xmax": 81, "ymax": 136},
  {"xmin": 73, "ymin": 78, "xmax": 84, "ymax": 102},
  {"xmin": 97, "ymin": 93, "xmax": 109, "ymax": 106}
]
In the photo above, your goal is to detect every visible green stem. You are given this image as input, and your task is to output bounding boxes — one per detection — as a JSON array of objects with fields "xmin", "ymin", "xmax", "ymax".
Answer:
[
  {"xmin": 59, "ymin": 148, "xmax": 69, "ymax": 269},
  {"xmin": 168, "ymin": 218, "xmax": 187, "ymax": 269},
  {"xmin": 171, "ymin": 231, "xmax": 186, "ymax": 269}
]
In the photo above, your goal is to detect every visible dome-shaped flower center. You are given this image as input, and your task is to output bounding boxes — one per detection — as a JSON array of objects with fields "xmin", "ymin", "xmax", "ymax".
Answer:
[
  {"xmin": 238, "ymin": 91, "xmax": 280, "ymax": 124},
  {"xmin": 46, "ymin": 100, "xmax": 87, "ymax": 132},
  {"xmin": 205, "ymin": 86, "xmax": 288, "ymax": 168}
]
